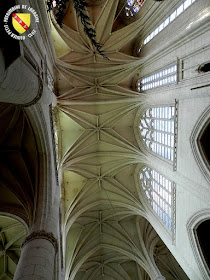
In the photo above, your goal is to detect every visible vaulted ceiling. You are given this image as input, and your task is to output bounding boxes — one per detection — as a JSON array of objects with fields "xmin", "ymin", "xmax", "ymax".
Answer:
[
  {"xmin": 0, "ymin": 0, "xmax": 194, "ymax": 279},
  {"xmin": 0, "ymin": 216, "xmax": 26, "ymax": 280},
  {"xmin": 51, "ymin": 0, "xmax": 189, "ymax": 279},
  {"xmin": 0, "ymin": 103, "xmax": 36, "ymax": 279},
  {"xmin": 0, "ymin": 104, "xmax": 38, "ymax": 225}
]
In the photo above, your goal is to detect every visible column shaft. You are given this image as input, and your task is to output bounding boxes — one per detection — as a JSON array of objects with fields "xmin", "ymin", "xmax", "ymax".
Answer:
[{"xmin": 14, "ymin": 238, "xmax": 56, "ymax": 280}]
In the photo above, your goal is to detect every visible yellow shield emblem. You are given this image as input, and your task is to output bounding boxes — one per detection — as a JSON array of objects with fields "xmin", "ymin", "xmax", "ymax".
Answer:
[{"xmin": 12, "ymin": 13, "xmax": 31, "ymax": 34}]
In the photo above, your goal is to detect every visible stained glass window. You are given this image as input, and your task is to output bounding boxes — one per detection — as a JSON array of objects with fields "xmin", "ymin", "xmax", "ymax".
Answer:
[
  {"xmin": 139, "ymin": 106, "xmax": 175, "ymax": 161},
  {"xmin": 125, "ymin": 0, "xmax": 146, "ymax": 17},
  {"xmin": 140, "ymin": 167, "xmax": 175, "ymax": 231}
]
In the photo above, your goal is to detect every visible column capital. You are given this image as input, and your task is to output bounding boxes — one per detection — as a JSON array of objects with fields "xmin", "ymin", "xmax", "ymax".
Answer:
[{"xmin": 21, "ymin": 230, "xmax": 58, "ymax": 253}]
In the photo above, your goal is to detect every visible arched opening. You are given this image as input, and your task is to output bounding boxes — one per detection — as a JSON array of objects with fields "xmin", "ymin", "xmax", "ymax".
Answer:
[
  {"xmin": 191, "ymin": 106, "xmax": 210, "ymax": 182},
  {"xmin": 196, "ymin": 219, "xmax": 210, "ymax": 272},
  {"xmin": 198, "ymin": 121, "xmax": 210, "ymax": 168},
  {"xmin": 187, "ymin": 210, "xmax": 210, "ymax": 280}
]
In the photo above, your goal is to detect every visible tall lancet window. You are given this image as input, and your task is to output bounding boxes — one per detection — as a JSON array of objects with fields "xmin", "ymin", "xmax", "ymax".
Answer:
[
  {"xmin": 125, "ymin": 0, "xmax": 146, "ymax": 17},
  {"xmin": 139, "ymin": 106, "xmax": 175, "ymax": 162},
  {"xmin": 140, "ymin": 167, "xmax": 175, "ymax": 232}
]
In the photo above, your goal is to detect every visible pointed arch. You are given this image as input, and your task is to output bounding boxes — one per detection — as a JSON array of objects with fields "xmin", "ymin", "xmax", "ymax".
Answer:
[
  {"xmin": 190, "ymin": 106, "xmax": 210, "ymax": 182},
  {"xmin": 187, "ymin": 209, "xmax": 210, "ymax": 280}
]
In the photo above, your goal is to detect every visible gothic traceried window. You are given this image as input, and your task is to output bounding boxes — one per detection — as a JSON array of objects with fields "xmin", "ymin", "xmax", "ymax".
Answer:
[
  {"xmin": 139, "ymin": 106, "xmax": 175, "ymax": 161},
  {"xmin": 125, "ymin": 0, "xmax": 146, "ymax": 17},
  {"xmin": 140, "ymin": 167, "xmax": 175, "ymax": 232}
]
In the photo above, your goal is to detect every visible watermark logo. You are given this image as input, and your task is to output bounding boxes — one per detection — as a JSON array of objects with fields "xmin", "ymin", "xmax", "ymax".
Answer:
[
  {"xmin": 12, "ymin": 13, "xmax": 31, "ymax": 34},
  {"xmin": 4, "ymin": 5, "xmax": 39, "ymax": 40}
]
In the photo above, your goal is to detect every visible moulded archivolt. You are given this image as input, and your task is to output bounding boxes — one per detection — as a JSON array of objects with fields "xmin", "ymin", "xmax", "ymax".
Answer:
[
  {"xmin": 190, "ymin": 106, "xmax": 210, "ymax": 182},
  {"xmin": 187, "ymin": 209, "xmax": 210, "ymax": 280}
]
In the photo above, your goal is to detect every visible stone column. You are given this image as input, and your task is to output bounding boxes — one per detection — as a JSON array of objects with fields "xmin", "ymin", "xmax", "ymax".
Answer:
[
  {"xmin": 12, "ymin": 77, "xmax": 59, "ymax": 279},
  {"xmin": 14, "ymin": 231, "xmax": 58, "ymax": 280}
]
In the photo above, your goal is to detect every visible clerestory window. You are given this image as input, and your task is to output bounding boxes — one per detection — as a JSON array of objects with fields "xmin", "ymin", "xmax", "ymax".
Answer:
[
  {"xmin": 137, "ymin": 65, "xmax": 177, "ymax": 92},
  {"xmin": 143, "ymin": 0, "xmax": 196, "ymax": 45},
  {"xmin": 125, "ymin": 0, "xmax": 146, "ymax": 17},
  {"xmin": 140, "ymin": 167, "xmax": 175, "ymax": 232},
  {"xmin": 139, "ymin": 106, "xmax": 175, "ymax": 162}
]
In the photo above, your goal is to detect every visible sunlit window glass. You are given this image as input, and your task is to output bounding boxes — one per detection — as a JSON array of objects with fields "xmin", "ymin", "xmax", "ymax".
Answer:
[
  {"xmin": 138, "ymin": 65, "xmax": 177, "ymax": 92},
  {"xmin": 140, "ymin": 167, "xmax": 175, "ymax": 231},
  {"xmin": 139, "ymin": 106, "xmax": 175, "ymax": 161},
  {"xmin": 143, "ymin": 0, "xmax": 196, "ymax": 44}
]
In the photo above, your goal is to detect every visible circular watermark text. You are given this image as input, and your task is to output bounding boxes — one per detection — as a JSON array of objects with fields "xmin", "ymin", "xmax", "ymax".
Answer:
[{"xmin": 4, "ymin": 4, "xmax": 39, "ymax": 40}]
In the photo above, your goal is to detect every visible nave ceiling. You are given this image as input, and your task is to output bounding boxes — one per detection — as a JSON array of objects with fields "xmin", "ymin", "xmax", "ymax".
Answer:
[
  {"xmin": 51, "ymin": 0, "xmax": 189, "ymax": 279},
  {"xmin": 0, "ymin": 0, "xmax": 200, "ymax": 278}
]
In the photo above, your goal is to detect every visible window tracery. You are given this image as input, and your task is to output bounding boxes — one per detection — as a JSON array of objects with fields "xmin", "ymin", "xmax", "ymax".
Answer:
[
  {"xmin": 140, "ymin": 167, "xmax": 175, "ymax": 232},
  {"xmin": 125, "ymin": 0, "xmax": 146, "ymax": 17},
  {"xmin": 139, "ymin": 106, "xmax": 175, "ymax": 162}
]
